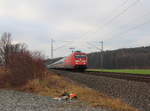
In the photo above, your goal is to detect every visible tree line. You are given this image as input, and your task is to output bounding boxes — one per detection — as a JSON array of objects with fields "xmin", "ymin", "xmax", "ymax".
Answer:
[{"xmin": 88, "ymin": 46, "xmax": 150, "ymax": 69}]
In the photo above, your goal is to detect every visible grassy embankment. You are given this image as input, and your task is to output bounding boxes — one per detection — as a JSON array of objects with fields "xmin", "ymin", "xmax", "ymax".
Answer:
[
  {"xmin": 87, "ymin": 69, "xmax": 150, "ymax": 75},
  {"xmin": 0, "ymin": 67, "xmax": 139, "ymax": 111}
]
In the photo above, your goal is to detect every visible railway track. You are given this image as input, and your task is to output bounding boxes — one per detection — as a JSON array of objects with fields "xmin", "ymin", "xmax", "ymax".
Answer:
[
  {"xmin": 50, "ymin": 69, "xmax": 150, "ymax": 111},
  {"xmin": 52, "ymin": 69, "xmax": 150, "ymax": 83},
  {"xmin": 84, "ymin": 71, "xmax": 150, "ymax": 83}
]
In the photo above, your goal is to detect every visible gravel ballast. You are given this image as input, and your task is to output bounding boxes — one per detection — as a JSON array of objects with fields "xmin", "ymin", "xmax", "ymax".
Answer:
[
  {"xmin": 53, "ymin": 70, "xmax": 150, "ymax": 111},
  {"xmin": 0, "ymin": 90, "xmax": 109, "ymax": 111}
]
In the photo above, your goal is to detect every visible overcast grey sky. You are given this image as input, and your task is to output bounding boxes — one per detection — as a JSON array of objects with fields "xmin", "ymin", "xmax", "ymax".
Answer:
[{"xmin": 0, "ymin": 0, "xmax": 150, "ymax": 58}]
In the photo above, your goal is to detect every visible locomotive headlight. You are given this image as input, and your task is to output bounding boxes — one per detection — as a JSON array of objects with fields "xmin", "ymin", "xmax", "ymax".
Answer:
[{"xmin": 75, "ymin": 60, "xmax": 80, "ymax": 62}]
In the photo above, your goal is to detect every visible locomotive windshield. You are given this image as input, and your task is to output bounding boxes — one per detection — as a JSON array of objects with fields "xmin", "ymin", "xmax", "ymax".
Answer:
[{"xmin": 75, "ymin": 55, "xmax": 87, "ymax": 59}]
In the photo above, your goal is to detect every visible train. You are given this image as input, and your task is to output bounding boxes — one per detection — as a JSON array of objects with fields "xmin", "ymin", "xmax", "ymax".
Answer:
[{"xmin": 47, "ymin": 51, "xmax": 88, "ymax": 71}]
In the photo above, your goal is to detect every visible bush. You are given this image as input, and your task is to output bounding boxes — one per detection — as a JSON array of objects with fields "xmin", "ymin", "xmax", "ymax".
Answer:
[
  {"xmin": 6, "ymin": 51, "xmax": 46, "ymax": 86},
  {"xmin": 0, "ymin": 34, "xmax": 47, "ymax": 87}
]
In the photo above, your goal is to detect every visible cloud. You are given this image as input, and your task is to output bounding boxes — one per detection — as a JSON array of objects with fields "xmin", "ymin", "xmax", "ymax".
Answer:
[{"xmin": 0, "ymin": 0, "xmax": 150, "ymax": 57}]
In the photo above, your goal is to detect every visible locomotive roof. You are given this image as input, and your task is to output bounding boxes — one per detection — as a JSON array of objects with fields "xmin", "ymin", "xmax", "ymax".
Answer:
[{"xmin": 71, "ymin": 51, "xmax": 86, "ymax": 55}]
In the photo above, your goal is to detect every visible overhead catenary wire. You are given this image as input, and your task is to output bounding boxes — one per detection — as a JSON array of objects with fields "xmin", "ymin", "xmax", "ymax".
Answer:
[
  {"xmin": 84, "ymin": 14, "xmax": 150, "ymax": 53},
  {"xmin": 103, "ymin": 0, "xmax": 129, "ymax": 18},
  {"xmin": 103, "ymin": 0, "xmax": 140, "ymax": 26},
  {"xmin": 111, "ymin": 18, "xmax": 150, "ymax": 39},
  {"xmin": 52, "ymin": 0, "xmax": 139, "ymax": 52},
  {"xmin": 52, "ymin": 0, "xmax": 144, "ymax": 57},
  {"xmin": 64, "ymin": 0, "xmax": 130, "ymax": 47},
  {"xmin": 54, "ymin": 42, "xmax": 73, "ymax": 51},
  {"xmin": 71, "ymin": 0, "xmax": 140, "ymax": 45},
  {"xmin": 50, "ymin": 38, "xmax": 73, "ymax": 58},
  {"xmin": 79, "ymin": 0, "xmax": 142, "ymax": 53},
  {"xmin": 97, "ymin": 10, "xmax": 150, "ymax": 41},
  {"xmin": 84, "ymin": 11, "xmax": 150, "ymax": 53},
  {"xmin": 82, "ymin": 0, "xmax": 130, "ymax": 35},
  {"xmin": 86, "ymin": 42, "xmax": 100, "ymax": 50},
  {"xmin": 89, "ymin": 0, "xmax": 140, "ymax": 36}
]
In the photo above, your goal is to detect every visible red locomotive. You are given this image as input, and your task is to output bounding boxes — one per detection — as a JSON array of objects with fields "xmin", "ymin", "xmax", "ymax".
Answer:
[{"xmin": 47, "ymin": 51, "xmax": 88, "ymax": 70}]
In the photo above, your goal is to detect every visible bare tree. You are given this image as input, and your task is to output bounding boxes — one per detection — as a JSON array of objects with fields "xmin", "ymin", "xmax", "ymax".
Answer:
[
  {"xmin": 10, "ymin": 43, "xmax": 27, "ymax": 53},
  {"xmin": 0, "ymin": 32, "xmax": 27, "ymax": 66},
  {"xmin": 0, "ymin": 32, "xmax": 12, "ymax": 65}
]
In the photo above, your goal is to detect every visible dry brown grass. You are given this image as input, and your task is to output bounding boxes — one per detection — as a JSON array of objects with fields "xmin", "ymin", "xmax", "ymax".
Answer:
[
  {"xmin": 0, "ymin": 67, "xmax": 6, "ymax": 72},
  {"xmin": 0, "ymin": 67, "xmax": 11, "ymax": 88},
  {"xmin": 19, "ymin": 71, "xmax": 139, "ymax": 111},
  {"xmin": 0, "ymin": 66, "xmax": 139, "ymax": 111}
]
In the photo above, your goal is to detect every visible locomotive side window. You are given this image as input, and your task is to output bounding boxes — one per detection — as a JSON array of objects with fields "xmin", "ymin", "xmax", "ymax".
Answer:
[{"xmin": 75, "ymin": 55, "xmax": 87, "ymax": 59}]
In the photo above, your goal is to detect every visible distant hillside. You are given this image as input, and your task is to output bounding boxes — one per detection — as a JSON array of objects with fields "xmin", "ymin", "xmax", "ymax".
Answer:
[{"xmin": 88, "ymin": 46, "xmax": 150, "ymax": 69}]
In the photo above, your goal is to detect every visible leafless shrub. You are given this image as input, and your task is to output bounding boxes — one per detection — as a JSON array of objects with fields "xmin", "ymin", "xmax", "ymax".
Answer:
[
  {"xmin": 0, "ymin": 33, "xmax": 47, "ymax": 86},
  {"xmin": 6, "ymin": 49, "xmax": 46, "ymax": 86}
]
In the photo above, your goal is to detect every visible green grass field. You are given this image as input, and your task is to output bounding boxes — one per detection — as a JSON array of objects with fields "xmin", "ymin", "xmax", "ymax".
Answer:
[{"xmin": 86, "ymin": 69, "xmax": 150, "ymax": 75}]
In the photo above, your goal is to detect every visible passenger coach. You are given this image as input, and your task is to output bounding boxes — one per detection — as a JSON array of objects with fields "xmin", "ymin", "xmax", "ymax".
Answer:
[{"xmin": 47, "ymin": 51, "xmax": 88, "ymax": 70}]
